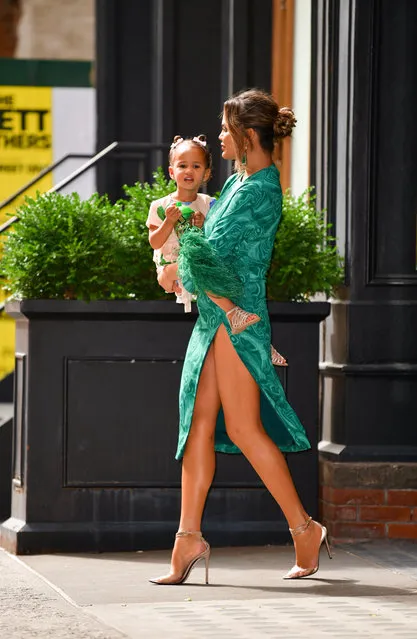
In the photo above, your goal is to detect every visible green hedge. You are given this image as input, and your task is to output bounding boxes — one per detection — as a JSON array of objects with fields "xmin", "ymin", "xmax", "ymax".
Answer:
[{"xmin": 0, "ymin": 169, "xmax": 343, "ymax": 302}]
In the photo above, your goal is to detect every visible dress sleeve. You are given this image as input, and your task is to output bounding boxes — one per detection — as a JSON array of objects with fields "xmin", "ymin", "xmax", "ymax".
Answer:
[
  {"xmin": 178, "ymin": 184, "xmax": 258, "ymax": 299},
  {"xmin": 146, "ymin": 201, "xmax": 162, "ymax": 229}
]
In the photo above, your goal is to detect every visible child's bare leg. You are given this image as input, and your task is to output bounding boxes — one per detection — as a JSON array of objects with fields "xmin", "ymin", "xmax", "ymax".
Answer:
[
  {"xmin": 206, "ymin": 294, "xmax": 235, "ymax": 314},
  {"xmin": 205, "ymin": 295, "xmax": 286, "ymax": 364},
  {"xmin": 206, "ymin": 293, "xmax": 261, "ymax": 335}
]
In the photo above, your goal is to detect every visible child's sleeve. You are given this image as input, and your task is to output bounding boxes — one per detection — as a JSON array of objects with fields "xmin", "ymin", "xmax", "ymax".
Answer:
[{"xmin": 146, "ymin": 201, "xmax": 162, "ymax": 229}]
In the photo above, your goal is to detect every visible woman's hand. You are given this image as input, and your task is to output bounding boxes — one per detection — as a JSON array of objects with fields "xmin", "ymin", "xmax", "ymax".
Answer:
[
  {"xmin": 157, "ymin": 263, "xmax": 179, "ymax": 293},
  {"xmin": 192, "ymin": 211, "xmax": 205, "ymax": 228}
]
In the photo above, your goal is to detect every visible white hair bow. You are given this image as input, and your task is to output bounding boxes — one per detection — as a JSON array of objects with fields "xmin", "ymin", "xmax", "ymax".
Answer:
[
  {"xmin": 192, "ymin": 137, "xmax": 207, "ymax": 147},
  {"xmin": 170, "ymin": 137, "xmax": 184, "ymax": 149}
]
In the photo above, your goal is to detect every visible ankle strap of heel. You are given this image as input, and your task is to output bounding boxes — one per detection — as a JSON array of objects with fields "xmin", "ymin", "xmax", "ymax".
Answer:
[
  {"xmin": 289, "ymin": 516, "xmax": 312, "ymax": 537},
  {"xmin": 176, "ymin": 530, "xmax": 203, "ymax": 539}
]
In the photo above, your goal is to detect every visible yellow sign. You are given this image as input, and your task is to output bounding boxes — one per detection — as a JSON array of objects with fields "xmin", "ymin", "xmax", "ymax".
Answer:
[
  {"xmin": 0, "ymin": 86, "xmax": 53, "ymax": 221},
  {"xmin": 0, "ymin": 314, "xmax": 15, "ymax": 380},
  {"xmin": 0, "ymin": 87, "xmax": 53, "ymax": 380}
]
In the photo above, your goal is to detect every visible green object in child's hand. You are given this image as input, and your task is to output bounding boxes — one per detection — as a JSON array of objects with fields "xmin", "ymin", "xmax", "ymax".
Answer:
[
  {"xmin": 175, "ymin": 203, "xmax": 194, "ymax": 221},
  {"xmin": 157, "ymin": 205, "xmax": 166, "ymax": 221}
]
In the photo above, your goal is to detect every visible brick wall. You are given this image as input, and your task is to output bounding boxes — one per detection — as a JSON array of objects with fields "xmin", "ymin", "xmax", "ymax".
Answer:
[
  {"xmin": 320, "ymin": 458, "xmax": 417, "ymax": 542},
  {"xmin": 0, "ymin": 0, "xmax": 21, "ymax": 57},
  {"xmin": 15, "ymin": 0, "xmax": 94, "ymax": 60}
]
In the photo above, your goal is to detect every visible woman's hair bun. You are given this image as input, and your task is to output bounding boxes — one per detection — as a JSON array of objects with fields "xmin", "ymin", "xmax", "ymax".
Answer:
[{"xmin": 274, "ymin": 107, "xmax": 297, "ymax": 139}]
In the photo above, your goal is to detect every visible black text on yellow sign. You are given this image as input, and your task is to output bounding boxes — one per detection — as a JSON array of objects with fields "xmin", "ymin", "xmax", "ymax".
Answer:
[{"xmin": 0, "ymin": 86, "xmax": 53, "ymax": 209}]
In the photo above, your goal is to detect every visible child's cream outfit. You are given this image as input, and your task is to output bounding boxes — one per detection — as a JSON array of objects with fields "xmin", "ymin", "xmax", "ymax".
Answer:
[{"xmin": 146, "ymin": 193, "xmax": 214, "ymax": 312}]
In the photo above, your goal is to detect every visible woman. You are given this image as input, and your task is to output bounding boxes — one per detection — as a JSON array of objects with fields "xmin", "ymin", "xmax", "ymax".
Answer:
[{"xmin": 152, "ymin": 89, "xmax": 331, "ymax": 585}]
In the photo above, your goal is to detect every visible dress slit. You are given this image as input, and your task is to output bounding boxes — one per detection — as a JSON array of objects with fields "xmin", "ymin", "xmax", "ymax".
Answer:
[
  {"xmin": 210, "ymin": 323, "xmax": 299, "ymax": 456},
  {"xmin": 176, "ymin": 314, "xmax": 310, "ymax": 460}
]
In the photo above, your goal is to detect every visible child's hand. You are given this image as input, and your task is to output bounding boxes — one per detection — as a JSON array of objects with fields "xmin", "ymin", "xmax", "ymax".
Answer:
[
  {"xmin": 192, "ymin": 211, "xmax": 205, "ymax": 228},
  {"xmin": 165, "ymin": 204, "xmax": 182, "ymax": 226},
  {"xmin": 173, "ymin": 280, "xmax": 183, "ymax": 295}
]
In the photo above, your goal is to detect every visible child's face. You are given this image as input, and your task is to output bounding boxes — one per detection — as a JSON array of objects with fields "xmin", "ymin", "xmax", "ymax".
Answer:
[{"xmin": 169, "ymin": 143, "xmax": 210, "ymax": 191}]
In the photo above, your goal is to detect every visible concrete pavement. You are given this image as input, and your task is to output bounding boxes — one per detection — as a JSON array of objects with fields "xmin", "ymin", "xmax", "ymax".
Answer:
[{"xmin": 1, "ymin": 541, "xmax": 417, "ymax": 638}]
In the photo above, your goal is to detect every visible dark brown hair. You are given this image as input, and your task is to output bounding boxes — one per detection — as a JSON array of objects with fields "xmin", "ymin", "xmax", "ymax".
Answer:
[
  {"xmin": 223, "ymin": 89, "xmax": 296, "ymax": 170},
  {"xmin": 168, "ymin": 134, "xmax": 212, "ymax": 172}
]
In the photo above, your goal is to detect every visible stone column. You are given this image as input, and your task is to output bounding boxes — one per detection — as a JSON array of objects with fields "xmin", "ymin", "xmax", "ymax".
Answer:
[
  {"xmin": 95, "ymin": 0, "xmax": 273, "ymax": 198},
  {"xmin": 312, "ymin": 0, "xmax": 417, "ymax": 541}
]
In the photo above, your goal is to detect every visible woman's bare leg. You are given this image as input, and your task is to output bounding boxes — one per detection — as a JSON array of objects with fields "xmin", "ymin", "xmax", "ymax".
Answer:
[
  {"xmin": 179, "ymin": 344, "xmax": 220, "ymax": 530},
  {"xmin": 155, "ymin": 345, "xmax": 220, "ymax": 580},
  {"xmin": 213, "ymin": 325, "xmax": 323, "ymax": 571}
]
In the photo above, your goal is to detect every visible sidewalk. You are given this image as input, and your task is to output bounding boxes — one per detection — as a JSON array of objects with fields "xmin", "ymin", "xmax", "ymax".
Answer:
[{"xmin": 1, "ymin": 541, "xmax": 417, "ymax": 638}]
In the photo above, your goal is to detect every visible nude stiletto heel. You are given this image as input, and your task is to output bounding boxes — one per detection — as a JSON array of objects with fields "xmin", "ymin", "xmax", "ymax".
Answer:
[
  {"xmin": 283, "ymin": 516, "xmax": 333, "ymax": 580},
  {"xmin": 271, "ymin": 345, "xmax": 288, "ymax": 366},
  {"xmin": 226, "ymin": 306, "xmax": 261, "ymax": 334},
  {"xmin": 149, "ymin": 530, "xmax": 211, "ymax": 586}
]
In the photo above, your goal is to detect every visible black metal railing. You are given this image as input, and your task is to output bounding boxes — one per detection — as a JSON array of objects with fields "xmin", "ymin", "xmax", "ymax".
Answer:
[{"xmin": 0, "ymin": 141, "xmax": 170, "ymax": 234}]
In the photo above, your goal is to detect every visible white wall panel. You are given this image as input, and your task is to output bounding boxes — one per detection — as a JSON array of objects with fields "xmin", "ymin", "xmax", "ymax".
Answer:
[
  {"xmin": 291, "ymin": 0, "xmax": 311, "ymax": 196},
  {"xmin": 52, "ymin": 87, "xmax": 96, "ymax": 198}
]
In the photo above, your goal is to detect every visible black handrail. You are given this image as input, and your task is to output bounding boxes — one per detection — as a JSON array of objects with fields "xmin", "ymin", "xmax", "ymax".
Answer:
[
  {"xmin": 0, "ymin": 153, "xmax": 91, "ymax": 211},
  {"xmin": 45, "ymin": 141, "xmax": 118, "ymax": 197},
  {"xmin": 0, "ymin": 141, "xmax": 170, "ymax": 234}
]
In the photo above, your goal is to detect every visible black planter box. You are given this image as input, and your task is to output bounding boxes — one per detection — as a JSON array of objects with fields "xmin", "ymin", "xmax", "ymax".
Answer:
[
  {"xmin": 0, "ymin": 411, "xmax": 12, "ymax": 522},
  {"xmin": 0, "ymin": 300, "xmax": 329, "ymax": 554}
]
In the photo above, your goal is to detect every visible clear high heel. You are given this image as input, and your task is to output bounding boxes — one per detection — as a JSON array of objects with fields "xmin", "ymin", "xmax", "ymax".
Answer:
[
  {"xmin": 271, "ymin": 345, "xmax": 287, "ymax": 366},
  {"xmin": 226, "ymin": 306, "xmax": 261, "ymax": 334},
  {"xmin": 283, "ymin": 516, "xmax": 333, "ymax": 579},
  {"xmin": 149, "ymin": 530, "xmax": 210, "ymax": 585}
]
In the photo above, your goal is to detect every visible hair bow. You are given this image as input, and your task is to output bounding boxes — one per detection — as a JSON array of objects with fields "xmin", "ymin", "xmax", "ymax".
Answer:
[
  {"xmin": 170, "ymin": 137, "xmax": 184, "ymax": 149},
  {"xmin": 192, "ymin": 137, "xmax": 207, "ymax": 147}
]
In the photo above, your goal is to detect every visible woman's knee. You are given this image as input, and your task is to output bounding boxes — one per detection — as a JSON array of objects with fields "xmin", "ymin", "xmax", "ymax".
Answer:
[
  {"xmin": 225, "ymin": 418, "xmax": 264, "ymax": 448},
  {"xmin": 189, "ymin": 415, "xmax": 216, "ymax": 443},
  {"xmin": 225, "ymin": 423, "xmax": 245, "ymax": 447}
]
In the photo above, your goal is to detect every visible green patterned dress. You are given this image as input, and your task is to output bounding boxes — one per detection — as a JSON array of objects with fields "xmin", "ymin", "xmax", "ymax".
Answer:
[{"xmin": 176, "ymin": 164, "xmax": 310, "ymax": 460}]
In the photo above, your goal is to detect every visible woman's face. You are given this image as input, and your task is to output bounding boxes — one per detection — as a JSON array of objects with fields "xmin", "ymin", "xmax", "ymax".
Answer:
[{"xmin": 219, "ymin": 115, "xmax": 236, "ymax": 160}]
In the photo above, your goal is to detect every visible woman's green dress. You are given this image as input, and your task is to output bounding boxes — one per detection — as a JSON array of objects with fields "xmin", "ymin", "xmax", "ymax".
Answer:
[{"xmin": 176, "ymin": 164, "xmax": 310, "ymax": 460}]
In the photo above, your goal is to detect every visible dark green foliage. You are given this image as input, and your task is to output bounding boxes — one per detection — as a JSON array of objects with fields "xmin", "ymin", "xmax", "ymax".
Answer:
[
  {"xmin": 267, "ymin": 188, "xmax": 344, "ymax": 301},
  {"xmin": 0, "ymin": 171, "xmax": 343, "ymax": 302},
  {"xmin": 118, "ymin": 168, "xmax": 176, "ymax": 300},
  {"xmin": 0, "ymin": 168, "xmax": 176, "ymax": 301}
]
